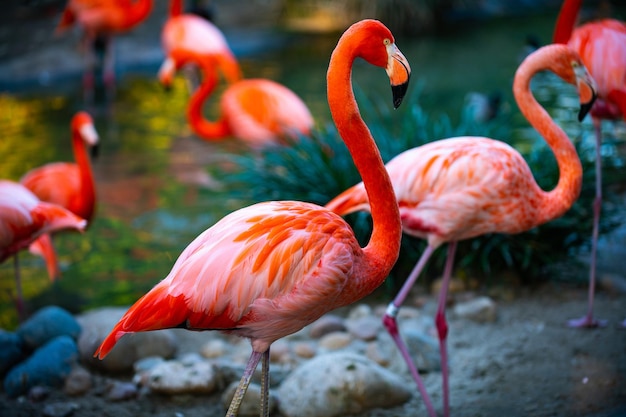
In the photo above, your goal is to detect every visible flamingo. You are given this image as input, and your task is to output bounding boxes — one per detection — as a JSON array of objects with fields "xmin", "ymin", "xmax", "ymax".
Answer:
[
  {"xmin": 553, "ymin": 0, "xmax": 626, "ymax": 328},
  {"xmin": 158, "ymin": 48, "xmax": 314, "ymax": 149},
  {"xmin": 56, "ymin": 0, "xmax": 154, "ymax": 102},
  {"xmin": 20, "ymin": 112, "xmax": 99, "ymax": 281},
  {"xmin": 0, "ymin": 180, "xmax": 87, "ymax": 321},
  {"xmin": 94, "ymin": 19, "xmax": 410, "ymax": 416},
  {"xmin": 326, "ymin": 44, "xmax": 597, "ymax": 417},
  {"xmin": 161, "ymin": 0, "xmax": 242, "ymax": 89}
]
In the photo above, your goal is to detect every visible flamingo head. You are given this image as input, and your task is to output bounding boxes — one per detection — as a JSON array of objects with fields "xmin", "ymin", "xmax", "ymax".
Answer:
[{"xmin": 72, "ymin": 111, "xmax": 100, "ymax": 158}]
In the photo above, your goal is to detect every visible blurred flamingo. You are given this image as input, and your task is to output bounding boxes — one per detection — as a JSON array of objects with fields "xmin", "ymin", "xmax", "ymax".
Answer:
[
  {"xmin": 162, "ymin": 0, "xmax": 242, "ymax": 90},
  {"xmin": 0, "ymin": 180, "xmax": 87, "ymax": 321},
  {"xmin": 56, "ymin": 0, "xmax": 154, "ymax": 101},
  {"xmin": 326, "ymin": 44, "xmax": 597, "ymax": 417},
  {"xmin": 20, "ymin": 112, "xmax": 99, "ymax": 281},
  {"xmin": 159, "ymin": 48, "xmax": 314, "ymax": 149},
  {"xmin": 553, "ymin": 0, "xmax": 626, "ymax": 328},
  {"xmin": 95, "ymin": 19, "xmax": 410, "ymax": 416}
]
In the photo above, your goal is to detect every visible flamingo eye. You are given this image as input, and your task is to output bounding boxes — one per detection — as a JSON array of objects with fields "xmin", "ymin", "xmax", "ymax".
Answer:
[{"xmin": 383, "ymin": 38, "xmax": 391, "ymax": 46}]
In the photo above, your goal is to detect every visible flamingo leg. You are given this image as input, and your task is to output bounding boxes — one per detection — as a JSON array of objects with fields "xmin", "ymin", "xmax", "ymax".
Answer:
[
  {"xmin": 435, "ymin": 241, "xmax": 457, "ymax": 417},
  {"xmin": 102, "ymin": 37, "xmax": 116, "ymax": 102},
  {"xmin": 82, "ymin": 34, "xmax": 97, "ymax": 104},
  {"xmin": 226, "ymin": 349, "xmax": 263, "ymax": 417},
  {"xmin": 260, "ymin": 349, "xmax": 270, "ymax": 417},
  {"xmin": 382, "ymin": 244, "xmax": 438, "ymax": 417},
  {"xmin": 568, "ymin": 120, "xmax": 607, "ymax": 328}
]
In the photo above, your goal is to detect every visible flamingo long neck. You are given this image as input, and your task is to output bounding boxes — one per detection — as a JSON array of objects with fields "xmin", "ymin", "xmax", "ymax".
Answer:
[
  {"xmin": 72, "ymin": 130, "xmax": 96, "ymax": 222},
  {"xmin": 553, "ymin": 0, "xmax": 582, "ymax": 44},
  {"xmin": 187, "ymin": 62, "xmax": 231, "ymax": 140},
  {"xmin": 327, "ymin": 40, "xmax": 401, "ymax": 295},
  {"xmin": 513, "ymin": 47, "xmax": 582, "ymax": 224},
  {"xmin": 169, "ymin": 0, "xmax": 183, "ymax": 17},
  {"xmin": 123, "ymin": 0, "xmax": 153, "ymax": 28}
]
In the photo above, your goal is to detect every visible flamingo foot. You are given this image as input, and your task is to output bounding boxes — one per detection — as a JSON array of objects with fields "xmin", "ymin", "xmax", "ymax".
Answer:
[{"xmin": 567, "ymin": 315, "xmax": 608, "ymax": 328}]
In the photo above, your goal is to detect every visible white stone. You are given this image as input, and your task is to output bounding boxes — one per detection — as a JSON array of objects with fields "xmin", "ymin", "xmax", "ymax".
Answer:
[
  {"xmin": 452, "ymin": 296, "xmax": 497, "ymax": 323},
  {"xmin": 146, "ymin": 359, "xmax": 218, "ymax": 395}
]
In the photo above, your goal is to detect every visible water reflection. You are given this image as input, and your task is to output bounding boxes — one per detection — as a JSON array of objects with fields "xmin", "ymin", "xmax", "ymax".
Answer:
[{"xmin": 1, "ymin": 11, "xmax": 624, "ymax": 329}]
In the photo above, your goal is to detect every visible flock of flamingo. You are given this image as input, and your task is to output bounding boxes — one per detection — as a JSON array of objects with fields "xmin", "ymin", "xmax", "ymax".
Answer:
[{"xmin": 1, "ymin": 0, "xmax": 624, "ymax": 416}]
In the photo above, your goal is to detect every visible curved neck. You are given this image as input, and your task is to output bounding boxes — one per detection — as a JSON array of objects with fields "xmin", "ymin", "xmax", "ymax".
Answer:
[
  {"xmin": 72, "ymin": 130, "xmax": 96, "ymax": 221},
  {"xmin": 169, "ymin": 0, "xmax": 183, "ymax": 17},
  {"xmin": 187, "ymin": 62, "xmax": 231, "ymax": 139},
  {"xmin": 513, "ymin": 49, "xmax": 582, "ymax": 223},
  {"xmin": 553, "ymin": 0, "xmax": 582, "ymax": 43},
  {"xmin": 327, "ymin": 40, "xmax": 401, "ymax": 293}
]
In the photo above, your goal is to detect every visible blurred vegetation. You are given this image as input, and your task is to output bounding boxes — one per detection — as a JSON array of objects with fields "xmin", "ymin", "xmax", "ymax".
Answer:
[{"xmin": 208, "ymin": 83, "xmax": 626, "ymax": 293}]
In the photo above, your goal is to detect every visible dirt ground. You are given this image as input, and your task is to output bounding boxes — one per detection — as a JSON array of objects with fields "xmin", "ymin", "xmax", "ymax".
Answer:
[
  {"xmin": 1, "ymin": 2, "xmax": 625, "ymax": 417},
  {"xmin": 1, "ymin": 282, "xmax": 625, "ymax": 417}
]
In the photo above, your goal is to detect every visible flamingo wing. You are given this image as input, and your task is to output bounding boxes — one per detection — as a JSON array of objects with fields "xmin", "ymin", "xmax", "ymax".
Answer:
[
  {"xmin": 96, "ymin": 200, "xmax": 361, "ymax": 357},
  {"xmin": 21, "ymin": 163, "xmax": 83, "ymax": 214}
]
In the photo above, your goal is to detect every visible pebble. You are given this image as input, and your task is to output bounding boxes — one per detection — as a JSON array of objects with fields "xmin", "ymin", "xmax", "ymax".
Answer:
[
  {"xmin": 146, "ymin": 359, "xmax": 219, "ymax": 395},
  {"xmin": 63, "ymin": 365, "xmax": 92, "ymax": 396},
  {"xmin": 42, "ymin": 401, "xmax": 79, "ymax": 417},
  {"xmin": 221, "ymin": 381, "xmax": 278, "ymax": 417},
  {"xmin": 106, "ymin": 381, "xmax": 138, "ymax": 401},
  {"xmin": 277, "ymin": 352, "xmax": 412, "ymax": 417},
  {"xmin": 345, "ymin": 315, "xmax": 381, "ymax": 341},
  {"xmin": 200, "ymin": 338, "xmax": 228, "ymax": 358},
  {"xmin": 452, "ymin": 296, "xmax": 497, "ymax": 323},
  {"xmin": 17, "ymin": 306, "xmax": 81, "ymax": 350},
  {"xmin": 4, "ymin": 335, "xmax": 79, "ymax": 397},
  {"xmin": 308, "ymin": 314, "xmax": 346, "ymax": 338},
  {"xmin": 317, "ymin": 331, "xmax": 353, "ymax": 350}
]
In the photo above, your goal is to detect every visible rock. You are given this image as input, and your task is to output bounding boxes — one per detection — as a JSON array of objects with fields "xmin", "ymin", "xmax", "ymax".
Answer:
[
  {"xmin": 200, "ymin": 338, "xmax": 228, "ymax": 358},
  {"xmin": 76, "ymin": 307, "xmax": 177, "ymax": 373},
  {"xmin": 4, "ymin": 335, "xmax": 78, "ymax": 397},
  {"xmin": 278, "ymin": 352, "xmax": 412, "ymax": 417},
  {"xmin": 317, "ymin": 331, "xmax": 353, "ymax": 350},
  {"xmin": 375, "ymin": 328, "xmax": 441, "ymax": 373},
  {"xmin": 598, "ymin": 273, "xmax": 626, "ymax": 294},
  {"xmin": 221, "ymin": 381, "xmax": 278, "ymax": 417},
  {"xmin": 347, "ymin": 304, "xmax": 372, "ymax": 320},
  {"xmin": 17, "ymin": 306, "xmax": 81, "ymax": 350},
  {"xmin": 345, "ymin": 315, "xmax": 381, "ymax": 341},
  {"xmin": 63, "ymin": 365, "xmax": 92, "ymax": 396},
  {"xmin": 452, "ymin": 296, "xmax": 497, "ymax": 323},
  {"xmin": 0, "ymin": 329, "xmax": 25, "ymax": 376},
  {"xmin": 307, "ymin": 314, "xmax": 346, "ymax": 339},
  {"xmin": 42, "ymin": 401, "xmax": 79, "ymax": 417},
  {"xmin": 146, "ymin": 359, "xmax": 219, "ymax": 395},
  {"xmin": 292, "ymin": 341, "xmax": 316, "ymax": 359},
  {"xmin": 106, "ymin": 381, "xmax": 138, "ymax": 401}
]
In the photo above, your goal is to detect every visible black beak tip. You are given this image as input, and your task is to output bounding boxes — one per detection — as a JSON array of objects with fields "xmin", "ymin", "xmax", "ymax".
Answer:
[
  {"xmin": 578, "ymin": 91, "xmax": 597, "ymax": 122},
  {"xmin": 91, "ymin": 143, "xmax": 100, "ymax": 159},
  {"xmin": 392, "ymin": 81, "xmax": 409, "ymax": 109}
]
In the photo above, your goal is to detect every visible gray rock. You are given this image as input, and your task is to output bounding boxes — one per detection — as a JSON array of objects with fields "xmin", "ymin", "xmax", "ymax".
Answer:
[
  {"xmin": 4, "ymin": 335, "xmax": 78, "ymax": 397},
  {"xmin": 277, "ymin": 352, "xmax": 412, "ymax": 417},
  {"xmin": 0, "ymin": 330, "xmax": 25, "ymax": 376},
  {"xmin": 106, "ymin": 381, "xmax": 138, "ymax": 401},
  {"xmin": 42, "ymin": 401, "xmax": 79, "ymax": 417},
  {"xmin": 146, "ymin": 359, "xmax": 219, "ymax": 395},
  {"xmin": 377, "ymin": 328, "xmax": 442, "ymax": 374},
  {"xmin": 345, "ymin": 315, "xmax": 381, "ymax": 341},
  {"xmin": 221, "ymin": 381, "xmax": 278, "ymax": 417},
  {"xmin": 76, "ymin": 307, "xmax": 177, "ymax": 373},
  {"xmin": 63, "ymin": 365, "xmax": 92, "ymax": 396},
  {"xmin": 452, "ymin": 296, "xmax": 497, "ymax": 323},
  {"xmin": 17, "ymin": 306, "xmax": 81, "ymax": 350},
  {"xmin": 308, "ymin": 314, "xmax": 346, "ymax": 339}
]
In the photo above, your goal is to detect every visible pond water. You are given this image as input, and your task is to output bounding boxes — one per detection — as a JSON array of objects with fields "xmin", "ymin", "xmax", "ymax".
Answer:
[{"xmin": 1, "ymin": 9, "xmax": 624, "ymax": 329}]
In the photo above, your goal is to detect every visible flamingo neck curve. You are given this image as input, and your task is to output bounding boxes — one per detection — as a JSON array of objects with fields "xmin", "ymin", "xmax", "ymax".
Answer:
[
  {"xmin": 187, "ymin": 58, "xmax": 231, "ymax": 140},
  {"xmin": 326, "ymin": 32, "xmax": 401, "ymax": 294},
  {"xmin": 513, "ymin": 45, "xmax": 583, "ymax": 224},
  {"xmin": 553, "ymin": 0, "xmax": 582, "ymax": 44},
  {"xmin": 72, "ymin": 127, "xmax": 96, "ymax": 222}
]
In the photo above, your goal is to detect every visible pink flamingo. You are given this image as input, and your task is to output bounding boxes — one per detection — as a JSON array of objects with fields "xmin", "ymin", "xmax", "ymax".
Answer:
[
  {"xmin": 56, "ymin": 0, "xmax": 154, "ymax": 101},
  {"xmin": 0, "ymin": 180, "xmax": 87, "ymax": 321},
  {"xmin": 553, "ymin": 0, "xmax": 626, "ymax": 328},
  {"xmin": 158, "ymin": 48, "xmax": 314, "ymax": 149},
  {"xmin": 94, "ymin": 19, "xmax": 410, "ymax": 416},
  {"xmin": 326, "ymin": 44, "xmax": 597, "ymax": 417},
  {"xmin": 20, "ymin": 112, "xmax": 99, "ymax": 281},
  {"xmin": 161, "ymin": 0, "xmax": 242, "ymax": 88}
]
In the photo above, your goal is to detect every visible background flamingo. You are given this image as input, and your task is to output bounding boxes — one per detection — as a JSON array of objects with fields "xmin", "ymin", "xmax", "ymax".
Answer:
[
  {"xmin": 56, "ymin": 0, "xmax": 153, "ymax": 102},
  {"xmin": 326, "ymin": 44, "xmax": 597, "ymax": 417},
  {"xmin": 159, "ymin": 49, "xmax": 314, "ymax": 149},
  {"xmin": 553, "ymin": 0, "xmax": 626, "ymax": 328},
  {"xmin": 162, "ymin": 0, "xmax": 242, "ymax": 90},
  {"xmin": 0, "ymin": 180, "xmax": 87, "ymax": 321},
  {"xmin": 95, "ymin": 19, "xmax": 410, "ymax": 416},
  {"xmin": 20, "ymin": 112, "xmax": 99, "ymax": 281}
]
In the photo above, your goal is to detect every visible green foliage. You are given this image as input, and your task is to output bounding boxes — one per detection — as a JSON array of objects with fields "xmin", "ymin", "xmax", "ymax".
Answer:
[{"xmin": 209, "ymin": 84, "xmax": 626, "ymax": 292}]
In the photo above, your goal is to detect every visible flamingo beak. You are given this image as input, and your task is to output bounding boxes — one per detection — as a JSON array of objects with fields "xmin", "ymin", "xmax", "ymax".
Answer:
[
  {"xmin": 158, "ymin": 57, "xmax": 176, "ymax": 91},
  {"xmin": 79, "ymin": 122, "xmax": 100, "ymax": 159},
  {"xmin": 574, "ymin": 64, "xmax": 597, "ymax": 122},
  {"xmin": 386, "ymin": 43, "xmax": 411, "ymax": 109}
]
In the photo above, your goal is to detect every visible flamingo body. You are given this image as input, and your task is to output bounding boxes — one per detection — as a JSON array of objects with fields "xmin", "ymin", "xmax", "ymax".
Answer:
[
  {"xmin": 97, "ymin": 19, "xmax": 410, "ymax": 416},
  {"xmin": 553, "ymin": 0, "xmax": 626, "ymax": 328},
  {"xmin": 326, "ymin": 43, "xmax": 597, "ymax": 417},
  {"xmin": 20, "ymin": 112, "xmax": 99, "ymax": 279}
]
